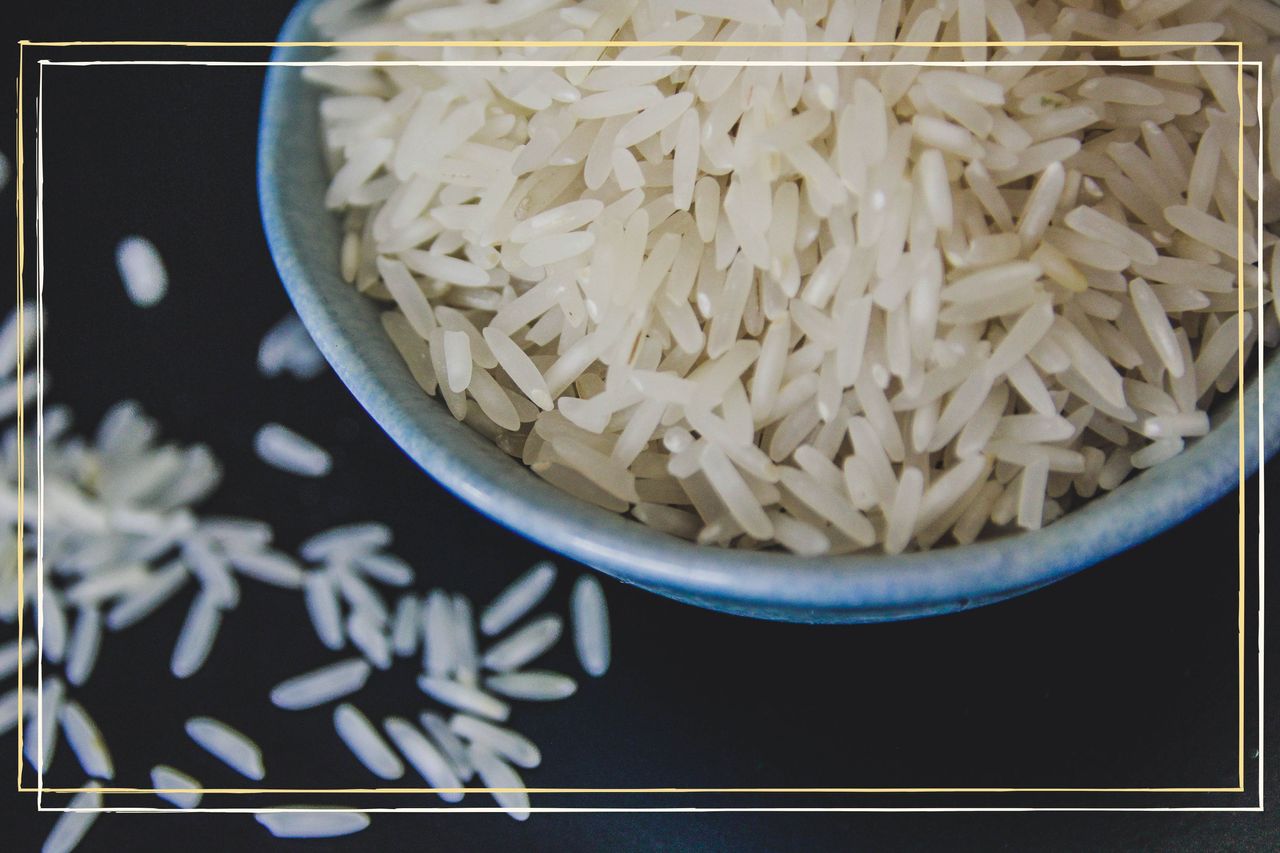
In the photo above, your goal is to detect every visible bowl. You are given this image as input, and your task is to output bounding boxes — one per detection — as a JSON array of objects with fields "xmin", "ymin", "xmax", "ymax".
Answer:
[{"xmin": 258, "ymin": 0, "xmax": 1278, "ymax": 623}]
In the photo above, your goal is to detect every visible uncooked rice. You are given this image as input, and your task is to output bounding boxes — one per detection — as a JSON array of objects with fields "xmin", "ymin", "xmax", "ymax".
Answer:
[
  {"xmin": 254, "ymin": 810, "xmax": 372, "ymax": 839},
  {"xmin": 422, "ymin": 588, "xmax": 455, "ymax": 677},
  {"xmin": 417, "ymin": 675, "xmax": 511, "ymax": 721},
  {"xmin": 480, "ymin": 560, "xmax": 557, "ymax": 636},
  {"xmin": 64, "ymin": 608, "xmax": 101, "ymax": 687},
  {"xmin": 270, "ymin": 657, "xmax": 372, "ymax": 710},
  {"xmin": 170, "ymin": 591, "xmax": 222, "ymax": 679},
  {"xmin": 184, "ymin": 716, "xmax": 266, "ymax": 780},
  {"xmin": 311, "ymin": 0, "xmax": 1279, "ymax": 556},
  {"xmin": 41, "ymin": 784, "xmax": 101, "ymax": 853},
  {"xmin": 304, "ymin": 571, "xmax": 346, "ymax": 650},
  {"xmin": 480, "ymin": 612, "xmax": 561, "ymax": 672},
  {"xmin": 151, "ymin": 765, "xmax": 203, "ymax": 809},
  {"xmin": 0, "ymin": 637, "xmax": 35, "ymax": 680},
  {"xmin": 58, "ymin": 700, "xmax": 114, "ymax": 781},
  {"xmin": 10, "ymin": 0, "xmax": 1280, "ymax": 847},
  {"xmin": 333, "ymin": 702, "xmax": 406, "ymax": 780},
  {"xmin": 468, "ymin": 744, "xmax": 530, "ymax": 822},
  {"xmin": 484, "ymin": 670, "xmax": 577, "ymax": 701},
  {"xmin": 571, "ymin": 575, "xmax": 611, "ymax": 678},
  {"xmin": 382, "ymin": 716, "xmax": 465, "ymax": 802},
  {"xmin": 0, "ymin": 295, "xmax": 606, "ymax": 848},
  {"xmin": 114, "ymin": 236, "xmax": 168, "ymax": 308},
  {"xmin": 4, "ymin": 703, "xmax": 36, "ymax": 756},
  {"xmin": 419, "ymin": 710, "xmax": 476, "ymax": 780},
  {"xmin": 253, "ymin": 423, "xmax": 333, "ymax": 477},
  {"xmin": 26, "ymin": 676, "xmax": 63, "ymax": 773},
  {"xmin": 257, "ymin": 314, "xmax": 326, "ymax": 380},
  {"xmin": 391, "ymin": 594, "xmax": 419, "ymax": 656},
  {"xmin": 347, "ymin": 607, "xmax": 393, "ymax": 668},
  {"xmin": 300, "ymin": 522, "xmax": 392, "ymax": 560},
  {"xmin": 450, "ymin": 713, "xmax": 541, "ymax": 769}
]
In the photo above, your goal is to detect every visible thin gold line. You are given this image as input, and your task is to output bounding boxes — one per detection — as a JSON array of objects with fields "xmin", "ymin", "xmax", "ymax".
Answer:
[
  {"xmin": 1235, "ymin": 43, "xmax": 1246, "ymax": 794},
  {"xmin": 18, "ymin": 43, "xmax": 1256, "ymax": 804},
  {"xmin": 16, "ymin": 39, "xmax": 1246, "ymax": 49}
]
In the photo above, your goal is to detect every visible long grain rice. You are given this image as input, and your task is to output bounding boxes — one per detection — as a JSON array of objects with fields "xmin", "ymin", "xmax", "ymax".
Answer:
[
  {"xmin": 481, "ymin": 613, "xmax": 561, "ymax": 672},
  {"xmin": 185, "ymin": 716, "xmax": 265, "ymax": 780},
  {"xmin": 418, "ymin": 710, "xmax": 476, "ymax": 781},
  {"xmin": 115, "ymin": 236, "xmax": 168, "ymax": 308},
  {"xmin": 255, "ymin": 811, "xmax": 371, "ymax": 839},
  {"xmin": 450, "ymin": 713, "xmax": 541, "ymax": 769},
  {"xmin": 483, "ymin": 669, "xmax": 578, "ymax": 702},
  {"xmin": 305, "ymin": 0, "xmax": 1276, "ymax": 558},
  {"xmin": 417, "ymin": 675, "xmax": 511, "ymax": 722},
  {"xmin": 383, "ymin": 716, "xmax": 465, "ymax": 802},
  {"xmin": 42, "ymin": 785, "xmax": 101, "ymax": 853},
  {"xmin": 468, "ymin": 744, "xmax": 530, "ymax": 821},
  {"xmin": 334, "ymin": 703, "xmax": 405, "ymax": 780},
  {"xmin": 253, "ymin": 423, "xmax": 332, "ymax": 478},
  {"xmin": 59, "ymin": 701, "xmax": 114, "ymax": 780},
  {"xmin": 570, "ymin": 575, "xmax": 610, "ymax": 677},
  {"xmin": 170, "ymin": 592, "xmax": 221, "ymax": 679},
  {"xmin": 270, "ymin": 658, "xmax": 372, "ymax": 710},
  {"xmin": 151, "ymin": 765, "xmax": 203, "ymax": 809}
]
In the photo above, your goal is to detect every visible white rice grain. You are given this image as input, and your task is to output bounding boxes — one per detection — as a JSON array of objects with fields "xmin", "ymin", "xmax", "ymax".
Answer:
[
  {"xmin": 255, "ymin": 811, "xmax": 370, "ymax": 839},
  {"xmin": 450, "ymin": 714, "xmax": 541, "ymax": 769},
  {"xmin": 170, "ymin": 592, "xmax": 221, "ymax": 680},
  {"xmin": 0, "ymin": 637, "xmax": 35, "ymax": 680},
  {"xmin": 253, "ymin": 423, "xmax": 332, "ymax": 478},
  {"xmin": 185, "ymin": 716, "xmax": 265, "ymax": 780},
  {"xmin": 884, "ymin": 467, "xmax": 925, "ymax": 555},
  {"xmin": 383, "ymin": 716, "xmax": 465, "ymax": 802},
  {"xmin": 484, "ymin": 670, "xmax": 578, "ymax": 702},
  {"xmin": 334, "ymin": 703, "xmax": 405, "ymax": 780},
  {"xmin": 468, "ymin": 744, "xmax": 531, "ymax": 821},
  {"xmin": 59, "ymin": 701, "xmax": 114, "ymax": 780},
  {"xmin": 151, "ymin": 765, "xmax": 203, "ymax": 809},
  {"xmin": 304, "ymin": 572, "xmax": 345, "ymax": 651},
  {"xmin": 570, "ymin": 575, "xmax": 610, "ymax": 678},
  {"xmin": 301, "ymin": 523, "xmax": 392, "ymax": 561},
  {"xmin": 391, "ymin": 595, "xmax": 419, "ymax": 657},
  {"xmin": 482, "ymin": 613, "xmax": 562, "ymax": 672},
  {"xmin": 115, "ymin": 236, "xmax": 168, "ymax": 308},
  {"xmin": 65, "ymin": 607, "xmax": 102, "ymax": 686},
  {"xmin": 347, "ymin": 610, "xmax": 392, "ymax": 670},
  {"xmin": 417, "ymin": 676, "xmax": 510, "ymax": 722},
  {"xmin": 419, "ymin": 711, "xmax": 475, "ymax": 782},
  {"xmin": 442, "ymin": 329, "xmax": 473, "ymax": 393},
  {"xmin": 1129, "ymin": 278, "xmax": 1186, "ymax": 378},
  {"xmin": 270, "ymin": 658, "xmax": 372, "ymax": 710},
  {"xmin": 42, "ymin": 784, "xmax": 101, "ymax": 853},
  {"xmin": 480, "ymin": 561, "xmax": 557, "ymax": 637},
  {"xmin": 25, "ymin": 676, "xmax": 63, "ymax": 773}
]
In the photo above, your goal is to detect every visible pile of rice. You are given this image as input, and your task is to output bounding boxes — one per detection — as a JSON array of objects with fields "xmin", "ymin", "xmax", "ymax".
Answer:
[
  {"xmin": 1, "ymin": 294, "xmax": 614, "ymax": 847},
  {"xmin": 307, "ymin": 0, "xmax": 1280, "ymax": 556}
]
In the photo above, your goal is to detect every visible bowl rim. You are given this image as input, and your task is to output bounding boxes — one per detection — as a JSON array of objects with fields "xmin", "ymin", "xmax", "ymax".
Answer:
[{"xmin": 257, "ymin": 0, "xmax": 1277, "ymax": 621}]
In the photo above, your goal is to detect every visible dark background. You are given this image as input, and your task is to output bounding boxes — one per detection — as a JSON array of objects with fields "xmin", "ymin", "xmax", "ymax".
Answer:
[{"xmin": 5, "ymin": 2, "xmax": 1277, "ymax": 850}]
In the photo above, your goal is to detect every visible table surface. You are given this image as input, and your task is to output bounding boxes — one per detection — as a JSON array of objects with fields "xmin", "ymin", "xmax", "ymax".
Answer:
[{"xmin": 6, "ymin": 2, "xmax": 1275, "ymax": 850}]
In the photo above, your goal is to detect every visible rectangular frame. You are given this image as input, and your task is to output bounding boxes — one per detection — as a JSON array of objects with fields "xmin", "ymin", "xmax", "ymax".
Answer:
[{"xmin": 11, "ymin": 37, "xmax": 1266, "ymax": 814}]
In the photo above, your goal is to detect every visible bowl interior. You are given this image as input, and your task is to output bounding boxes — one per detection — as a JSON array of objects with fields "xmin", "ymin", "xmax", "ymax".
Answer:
[{"xmin": 258, "ymin": 0, "xmax": 1278, "ymax": 623}]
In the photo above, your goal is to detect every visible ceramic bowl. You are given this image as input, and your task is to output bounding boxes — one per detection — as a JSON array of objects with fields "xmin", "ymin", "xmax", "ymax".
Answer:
[{"xmin": 258, "ymin": 0, "xmax": 1277, "ymax": 622}]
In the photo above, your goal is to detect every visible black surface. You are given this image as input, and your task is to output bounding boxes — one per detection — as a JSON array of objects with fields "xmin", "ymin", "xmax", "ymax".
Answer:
[{"xmin": 5, "ymin": 3, "xmax": 1277, "ymax": 850}]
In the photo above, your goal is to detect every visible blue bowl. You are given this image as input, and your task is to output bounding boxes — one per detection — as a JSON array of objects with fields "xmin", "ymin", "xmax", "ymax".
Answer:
[{"xmin": 258, "ymin": 0, "xmax": 1278, "ymax": 623}]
